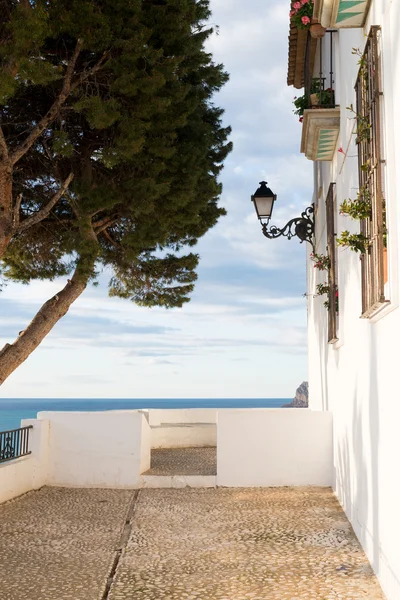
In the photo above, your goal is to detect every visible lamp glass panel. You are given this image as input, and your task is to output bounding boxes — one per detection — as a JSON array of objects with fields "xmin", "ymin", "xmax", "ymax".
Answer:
[{"xmin": 254, "ymin": 196, "xmax": 274, "ymax": 219}]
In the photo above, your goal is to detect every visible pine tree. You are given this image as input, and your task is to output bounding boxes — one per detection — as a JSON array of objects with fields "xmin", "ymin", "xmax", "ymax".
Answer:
[{"xmin": 0, "ymin": 0, "xmax": 232, "ymax": 384}]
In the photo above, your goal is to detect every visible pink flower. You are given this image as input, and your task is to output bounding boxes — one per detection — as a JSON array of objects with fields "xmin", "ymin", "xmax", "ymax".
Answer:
[
  {"xmin": 299, "ymin": 117, "xmax": 303, "ymax": 123},
  {"xmin": 301, "ymin": 0, "xmax": 309, "ymax": 4},
  {"xmin": 338, "ymin": 147, "xmax": 345, "ymax": 154},
  {"xmin": 301, "ymin": 16, "xmax": 310, "ymax": 24},
  {"xmin": 293, "ymin": 2, "xmax": 301, "ymax": 9}
]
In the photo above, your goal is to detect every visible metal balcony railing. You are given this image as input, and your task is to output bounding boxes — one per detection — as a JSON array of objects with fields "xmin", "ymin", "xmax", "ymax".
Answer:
[
  {"xmin": 304, "ymin": 30, "xmax": 336, "ymax": 110},
  {"xmin": 0, "ymin": 426, "xmax": 33, "ymax": 463}
]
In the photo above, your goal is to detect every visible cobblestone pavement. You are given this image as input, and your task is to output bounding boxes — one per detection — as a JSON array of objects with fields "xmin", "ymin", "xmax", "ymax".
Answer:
[
  {"xmin": 109, "ymin": 487, "xmax": 385, "ymax": 600},
  {"xmin": 145, "ymin": 447, "xmax": 217, "ymax": 476},
  {"xmin": 0, "ymin": 487, "xmax": 133, "ymax": 600}
]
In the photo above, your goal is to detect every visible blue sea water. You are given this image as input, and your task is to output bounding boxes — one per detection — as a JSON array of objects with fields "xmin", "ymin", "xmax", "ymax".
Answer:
[{"xmin": 0, "ymin": 397, "xmax": 289, "ymax": 431}]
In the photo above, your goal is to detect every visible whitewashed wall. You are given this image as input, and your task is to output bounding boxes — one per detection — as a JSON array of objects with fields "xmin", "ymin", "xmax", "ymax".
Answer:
[
  {"xmin": 0, "ymin": 419, "xmax": 49, "ymax": 504},
  {"xmin": 148, "ymin": 409, "xmax": 217, "ymax": 427},
  {"xmin": 38, "ymin": 410, "xmax": 150, "ymax": 488},
  {"xmin": 307, "ymin": 2, "xmax": 400, "ymax": 598},
  {"xmin": 151, "ymin": 423, "xmax": 216, "ymax": 449},
  {"xmin": 217, "ymin": 409, "xmax": 333, "ymax": 487}
]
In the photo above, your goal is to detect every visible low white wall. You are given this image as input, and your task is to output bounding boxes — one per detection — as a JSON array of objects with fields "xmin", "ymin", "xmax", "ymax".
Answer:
[
  {"xmin": 38, "ymin": 410, "xmax": 150, "ymax": 488},
  {"xmin": 0, "ymin": 419, "xmax": 49, "ymax": 504},
  {"xmin": 217, "ymin": 409, "xmax": 333, "ymax": 487},
  {"xmin": 151, "ymin": 424, "xmax": 216, "ymax": 448},
  {"xmin": 148, "ymin": 409, "xmax": 217, "ymax": 427},
  {"xmin": 140, "ymin": 413, "xmax": 151, "ymax": 473}
]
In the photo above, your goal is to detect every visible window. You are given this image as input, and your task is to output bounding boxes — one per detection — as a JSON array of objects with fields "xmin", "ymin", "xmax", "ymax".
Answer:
[
  {"xmin": 355, "ymin": 26, "xmax": 387, "ymax": 317},
  {"xmin": 326, "ymin": 183, "xmax": 338, "ymax": 343}
]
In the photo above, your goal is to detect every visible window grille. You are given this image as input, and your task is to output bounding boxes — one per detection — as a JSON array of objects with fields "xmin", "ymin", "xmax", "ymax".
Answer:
[
  {"xmin": 326, "ymin": 183, "xmax": 338, "ymax": 343},
  {"xmin": 355, "ymin": 26, "xmax": 386, "ymax": 317}
]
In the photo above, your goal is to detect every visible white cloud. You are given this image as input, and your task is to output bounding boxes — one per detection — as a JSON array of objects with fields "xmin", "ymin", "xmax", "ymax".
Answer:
[{"xmin": 0, "ymin": 0, "xmax": 311, "ymax": 400}]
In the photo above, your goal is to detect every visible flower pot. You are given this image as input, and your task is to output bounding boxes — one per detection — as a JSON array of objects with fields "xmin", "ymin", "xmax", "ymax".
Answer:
[
  {"xmin": 310, "ymin": 93, "xmax": 320, "ymax": 106},
  {"xmin": 310, "ymin": 19, "xmax": 326, "ymax": 39}
]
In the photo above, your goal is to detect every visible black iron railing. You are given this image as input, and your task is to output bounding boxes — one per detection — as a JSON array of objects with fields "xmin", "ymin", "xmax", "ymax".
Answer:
[
  {"xmin": 0, "ymin": 426, "xmax": 33, "ymax": 463},
  {"xmin": 304, "ymin": 30, "xmax": 336, "ymax": 110}
]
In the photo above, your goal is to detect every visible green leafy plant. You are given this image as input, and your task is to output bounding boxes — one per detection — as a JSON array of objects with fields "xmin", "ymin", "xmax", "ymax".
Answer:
[
  {"xmin": 339, "ymin": 187, "xmax": 371, "ymax": 220},
  {"xmin": 315, "ymin": 282, "xmax": 330, "ymax": 310},
  {"xmin": 316, "ymin": 282, "xmax": 330, "ymax": 296},
  {"xmin": 346, "ymin": 103, "xmax": 371, "ymax": 143},
  {"xmin": 293, "ymin": 78, "xmax": 334, "ymax": 119},
  {"xmin": 315, "ymin": 282, "xmax": 339, "ymax": 311},
  {"xmin": 336, "ymin": 231, "xmax": 370, "ymax": 253}
]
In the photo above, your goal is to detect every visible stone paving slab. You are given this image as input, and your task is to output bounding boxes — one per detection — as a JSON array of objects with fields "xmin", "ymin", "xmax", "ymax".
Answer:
[
  {"xmin": 144, "ymin": 447, "xmax": 217, "ymax": 476},
  {"xmin": 0, "ymin": 487, "xmax": 133, "ymax": 600},
  {"xmin": 109, "ymin": 487, "xmax": 385, "ymax": 600}
]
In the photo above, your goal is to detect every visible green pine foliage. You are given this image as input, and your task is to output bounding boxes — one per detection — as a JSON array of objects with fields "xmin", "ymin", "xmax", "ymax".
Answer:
[{"xmin": 1, "ymin": 0, "xmax": 232, "ymax": 309}]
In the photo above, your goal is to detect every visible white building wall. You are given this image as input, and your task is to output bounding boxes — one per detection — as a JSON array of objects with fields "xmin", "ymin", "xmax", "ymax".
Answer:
[
  {"xmin": 217, "ymin": 409, "xmax": 333, "ymax": 487},
  {"xmin": 307, "ymin": 2, "xmax": 400, "ymax": 597}
]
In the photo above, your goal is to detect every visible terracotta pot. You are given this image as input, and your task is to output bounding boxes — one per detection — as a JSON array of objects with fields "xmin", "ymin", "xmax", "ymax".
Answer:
[
  {"xmin": 310, "ymin": 93, "xmax": 320, "ymax": 106},
  {"xmin": 310, "ymin": 19, "xmax": 326, "ymax": 39}
]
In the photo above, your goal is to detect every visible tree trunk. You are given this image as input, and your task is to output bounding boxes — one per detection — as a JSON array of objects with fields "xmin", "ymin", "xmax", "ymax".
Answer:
[
  {"xmin": 0, "ymin": 264, "xmax": 91, "ymax": 385},
  {"xmin": 0, "ymin": 164, "xmax": 13, "ymax": 259}
]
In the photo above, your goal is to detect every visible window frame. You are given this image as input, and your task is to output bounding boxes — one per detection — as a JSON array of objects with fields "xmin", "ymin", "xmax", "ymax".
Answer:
[
  {"xmin": 355, "ymin": 26, "xmax": 387, "ymax": 318},
  {"xmin": 326, "ymin": 182, "xmax": 338, "ymax": 343}
]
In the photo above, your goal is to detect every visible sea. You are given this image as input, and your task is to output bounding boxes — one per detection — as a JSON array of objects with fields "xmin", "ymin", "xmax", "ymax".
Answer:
[{"xmin": 0, "ymin": 397, "xmax": 289, "ymax": 431}]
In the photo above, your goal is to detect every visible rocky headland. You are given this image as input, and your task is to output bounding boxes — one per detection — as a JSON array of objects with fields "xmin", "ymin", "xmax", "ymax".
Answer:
[{"xmin": 282, "ymin": 381, "xmax": 308, "ymax": 408}]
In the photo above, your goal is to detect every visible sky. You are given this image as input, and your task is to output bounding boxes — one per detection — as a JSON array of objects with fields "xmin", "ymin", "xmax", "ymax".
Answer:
[{"xmin": 0, "ymin": 0, "xmax": 313, "ymax": 399}]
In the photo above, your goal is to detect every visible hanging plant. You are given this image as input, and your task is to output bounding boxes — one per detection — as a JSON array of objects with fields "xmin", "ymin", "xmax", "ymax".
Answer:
[
  {"xmin": 336, "ymin": 231, "xmax": 370, "ymax": 253},
  {"xmin": 346, "ymin": 102, "xmax": 371, "ymax": 144},
  {"xmin": 339, "ymin": 187, "xmax": 371, "ymax": 220},
  {"xmin": 315, "ymin": 282, "xmax": 339, "ymax": 311},
  {"xmin": 310, "ymin": 251, "xmax": 330, "ymax": 271},
  {"xmin": 316, "ymin": 282, "xmax": 330, "ymax": 306}
]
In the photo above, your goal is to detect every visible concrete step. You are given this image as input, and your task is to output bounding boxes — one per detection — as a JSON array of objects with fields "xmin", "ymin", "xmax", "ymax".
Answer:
[
  {"xmin": 142, "ymin": 447, "xmax": 217, "ymax": 484},
  {"xmin": 139, "ymin": 475, "xmax": 216, "ymax": 488}
]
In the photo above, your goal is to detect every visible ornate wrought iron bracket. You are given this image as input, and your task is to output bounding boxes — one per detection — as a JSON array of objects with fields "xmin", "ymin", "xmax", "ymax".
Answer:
[{"xmin": 261, "ymin": 205, "xmax": 315, "ymax": 248}]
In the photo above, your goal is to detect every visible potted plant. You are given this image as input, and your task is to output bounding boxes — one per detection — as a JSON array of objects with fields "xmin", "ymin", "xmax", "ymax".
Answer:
[
  {"xmin": 293, "ymin": 79, "xmax": 335, "ymax": 121},
  {"xmin": 290, "ymin": 0, "xmax": 313, "ymax": 29},
  {"xmin": 290, "ymin": 1, "xmax": 326, "ymax": 38}
]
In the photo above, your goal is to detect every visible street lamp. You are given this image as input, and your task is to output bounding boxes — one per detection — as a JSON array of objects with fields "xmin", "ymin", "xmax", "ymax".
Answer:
[{"xmin": 251, "ymin": 181, "xmax": 315, "ymax": 246}]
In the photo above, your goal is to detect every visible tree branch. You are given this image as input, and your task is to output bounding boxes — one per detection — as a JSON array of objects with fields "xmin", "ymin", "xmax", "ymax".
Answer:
[
  {"xmin": 12, "ymin": 193, "xmax": 23, "ymax": 230},
  {"xmin": 69, "ymin": 51, "xmax": 109, "ymax": 92},
  {"xmin": 0, "ymin": 126, "xmax": 9, "ymax": 162},
  {"xmin": 10, "ymin": 39, "xmax": 83, "ymax": 165},
  {"xmin": 0, "ymin": 258, "xmax": 93, "ymax": 385},
  {"xmin": 102, "ymin": 228, "xmax": 122, "ymax": 248},
  {"xmin": 9, "ymin": 41, "xmax": 107, "ymax": 166},
  {"xmin": 15, "ymin": 172, "xmax": 74, "ymax": 234},
  {"xmin": 94, "ymin": 216, "xmax": 119, "ymax": 234}
]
